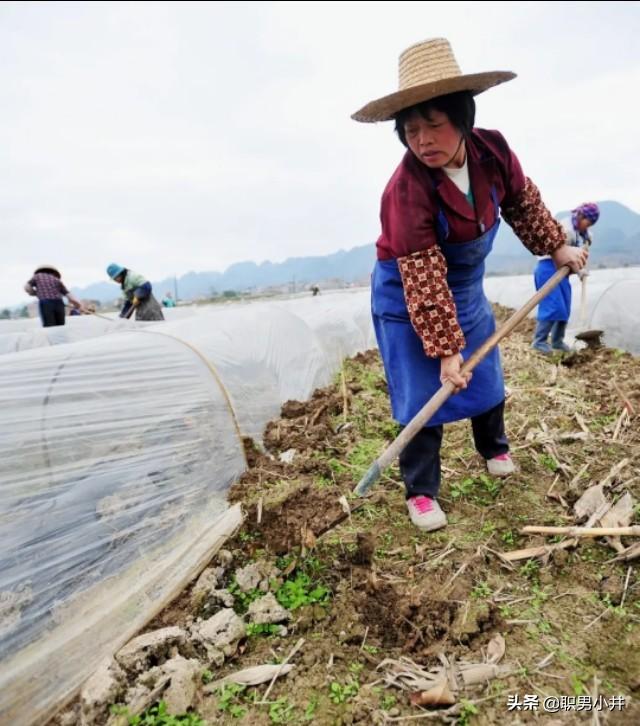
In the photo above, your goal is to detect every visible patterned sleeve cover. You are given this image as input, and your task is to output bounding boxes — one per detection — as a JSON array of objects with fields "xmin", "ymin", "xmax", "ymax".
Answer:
[
  {"xmin": 396, "ymin": 177, "xmax": 566, "ymax": 359},
  {"xmin": 501, "ymin": 177, "xmax": 567, "ymax": 256},
  {"xmin": 397, "ymin": 246, "xmax": 466, "ymax": 358}
]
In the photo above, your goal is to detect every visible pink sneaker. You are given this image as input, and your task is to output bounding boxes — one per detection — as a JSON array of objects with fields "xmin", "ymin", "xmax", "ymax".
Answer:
[
  {"xmin": 486, "ymin": 452, "xmax": 516, "ymax": 477},
  {"xmin": 406, "ymin": 495, "xmax": 447, "ymax": 531}
]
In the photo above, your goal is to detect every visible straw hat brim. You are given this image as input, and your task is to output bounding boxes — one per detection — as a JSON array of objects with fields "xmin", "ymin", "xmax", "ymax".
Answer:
[
  {"xmin": 34, "ymin": 265, "xmax": 61, "ymax": 279},
  {"xmin": 351, "ymin": 71, "xmax": 516, "ymax": 123}
]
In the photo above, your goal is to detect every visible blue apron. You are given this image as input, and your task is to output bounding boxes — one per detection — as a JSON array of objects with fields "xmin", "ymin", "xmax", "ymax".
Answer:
[
  {"xmin": 372, "ymin": 190, "xmax": 504, "ymax": 427},
  {"xmin": 534, "ymin": 258, "xmax": 571, "ymax": 321}
]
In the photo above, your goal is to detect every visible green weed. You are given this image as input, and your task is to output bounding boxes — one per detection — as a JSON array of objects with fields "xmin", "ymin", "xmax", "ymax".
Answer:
[
  {"xmin": 111, "ymin": 701, "xmax": 206, "ymax": 726},
  {"xmin": 217, "ymin": 683, "xmax": 248, "ymax": 718},
  {"xmin": 328, "ymin": 680, "xmax": 359, "ymax": 704},
  {"xmin": 268, "ymin": 697, "xmax": 294, "ymax": 724},
  {"xmin": 275, "ymin": 572, "xmax": 330, "ymax": 611}
]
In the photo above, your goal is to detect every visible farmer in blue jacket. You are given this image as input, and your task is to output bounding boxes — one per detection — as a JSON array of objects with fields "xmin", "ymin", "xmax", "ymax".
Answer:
[{"xmin": 531, "ymin": 202, "xmax": 600, "ymax": 353}]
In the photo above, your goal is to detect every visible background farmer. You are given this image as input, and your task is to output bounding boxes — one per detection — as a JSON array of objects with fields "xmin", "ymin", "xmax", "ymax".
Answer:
[
  {"xmin": 532, "ymin": 202, "xmax": 600, "ymax": 353},
  {"xmin": 352, "ymin": 38, "xmax": 588, "ymax": 531},
  {"xmin": 106, "ymin": 264, "xmax": 165, "ymax": 321},
  {"xmin": 24, "ymin": 265, "xmax": 86, "ymax": 327}
]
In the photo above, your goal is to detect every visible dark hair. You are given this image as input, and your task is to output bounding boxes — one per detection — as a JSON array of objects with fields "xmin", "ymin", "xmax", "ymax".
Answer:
[{"xmin": 394, "ymin": 91, "xmax": 476, "ymax": 147}]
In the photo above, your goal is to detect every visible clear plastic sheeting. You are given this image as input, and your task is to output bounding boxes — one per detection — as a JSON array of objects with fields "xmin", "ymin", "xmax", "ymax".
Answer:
[
  {"xmin": 589, "ymin": 280, "xmax": 640, "ymax": 354},
  {"xmin": 0, "ymin": 333, "xmax": 246, "ymax": 723},
  {"xmin": 0, "ymin": 316, "xmax": 135, "ymax": 355},
  {"xmin": 0, "ymin": 289, "xmax": 376, "ymax": 724},
  {"xmin": 0, "ymin": 306, "xmax": 202, "ymax": 356},
  {"xmin": 155, "ymin": 304, "xmax": 333, "ymax": 440},
  {"xmin": 484, "ymin": 267, "xmax": 640, "ymax": 353},
  {"xmin": 274, "ymin": 288, "xmax": 376, "ymax": 368}
]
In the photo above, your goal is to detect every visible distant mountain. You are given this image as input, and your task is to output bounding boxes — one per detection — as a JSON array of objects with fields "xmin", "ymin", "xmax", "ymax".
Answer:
[
  {"xmin": 72, "ymin": 246, "xmax": 376, "ymax": 303},
  {"xmin": 71, "ymin": 201, "xmax": 640, "ymax": 302}
]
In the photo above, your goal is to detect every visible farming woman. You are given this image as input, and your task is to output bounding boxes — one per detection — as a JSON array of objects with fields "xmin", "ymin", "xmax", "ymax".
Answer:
[
  {"xmin": 24, "ymin": 265, "xmax": 86, "ymax": 326},
  {"xmin": 106, "ymin": 264, "xmax": 165, "ymax": 321},
  {"xmin": 352, "ymin": 38, "xmax": 587, "ymax": 531},
  {"xmin": 531, "ymin": 202, "xmax": 600, "ymax": 354}
]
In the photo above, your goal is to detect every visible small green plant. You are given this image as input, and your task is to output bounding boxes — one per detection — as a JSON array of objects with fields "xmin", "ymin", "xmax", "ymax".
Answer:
[
  {"xmin": 570, "ymin": 673, "xmax": 588, "ymax": 696},
  {"xmin": 601, "ymin": 593, "xmax": 630, "ymax": 619},
  {"xmin": 501, "ymin": 530, "xmax": 516, "ymax": 546},
  {"xmin": 537, "ymin": 619, "xmax": 552, "ymax": 634},
  {"xmin": 228, "ymin": 578, "xmax": 263, "ymax": 614},
  {"xmin": 458, "ymin": 699, "xmax": 479, "ymax": 725},
  {"xmin": 302, "ymin": 696, "xmax": 318, "ymax": 722},
  {"xmin": 538, "ymin": 453, "xmax": 558, "ymax": 472},
  {"xmin": 471, "ymin": 581, "xmax": 492, "ymax": 599},
  {"xmin": 477, "ymin": 474, "xmax": 500, "ymax": 498},
  {"xmin": 218, "ymin": 683, "xmax": 248, "ymax": 718},
  {"xmin": 526, "ymin": 584, "xmax": 550, "ymax": 612},
  {"xmin": 327, "ymin": 457, "xmax": 348, "ymax": 476},
  {"xmin": 480, "ymin": 521, "xmax": 497, "ymax": 537},
  {"xmin": 450, "ymin": 475, "xmax": 501, "ymax": 505},
  {"xmin": 328, "ymin": 680, "xmax": 359, "ymax": 704},
  {"xmin": 115, "ymin": 701, "xmax": 206, "ymax": 726},
  {"xmin": 375, "ymin": 531, "xmax": 395, "ymax": 557},
  {"xmin": 201, "ymin": 669, "xmax": 213, "ymax": 684},
  {"xmin": 380, "ymin": 693, "xmax": 397, "ymax": 711},
  {"xmin": 269, "ymin": 697, "xmax": 294, "ymax": 724},
  {"xmin": 275, "ymin": 572, "xmax": 330, "ymax": 611},
  {"xmin": 450, "ymin": 477, "xmax": 475, "ymax": 500},
  {"xmin": 238, "ymin": 531, "xmax": 259, "ymax": 544},
  {"xmin": 246, "ymin": 622, "xmax": 280, "ymax": 637},
  {"xmin": 363, "ymin": 644, "xmax": 379, "ymax": 654},
  {"xmin": 519, "ymin": 559, "xmax": 540, "ymax": 581}
]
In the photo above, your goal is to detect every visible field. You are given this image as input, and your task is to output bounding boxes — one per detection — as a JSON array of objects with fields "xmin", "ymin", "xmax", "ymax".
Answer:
[{"xmin": 51, "ymin": 307, "xmax": 640, "ymax": 726}]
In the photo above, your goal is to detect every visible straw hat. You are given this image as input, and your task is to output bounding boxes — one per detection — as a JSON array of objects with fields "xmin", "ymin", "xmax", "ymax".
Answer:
[
  {"xmin": 352, "ymin": 38, "xmax": 516, "ymax": 123},
  {"xmin": 34, "ymin": 265, "xmax": 61, "ymax": 278}
]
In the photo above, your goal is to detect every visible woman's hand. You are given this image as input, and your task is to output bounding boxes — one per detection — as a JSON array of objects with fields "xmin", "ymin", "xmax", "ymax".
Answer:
[
  {"xmin": 440, "ymin": 353, "xmax": 471, "ymax": 393},
  {"xmin": 551, "ymin": 244, "xmax": 589, "ymax": 274}
]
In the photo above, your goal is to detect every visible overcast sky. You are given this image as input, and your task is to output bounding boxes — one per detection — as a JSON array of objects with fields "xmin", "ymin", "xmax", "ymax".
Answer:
[{"xmin": 1, "ymin": 1, "xmax": 638, "ymax": 307}]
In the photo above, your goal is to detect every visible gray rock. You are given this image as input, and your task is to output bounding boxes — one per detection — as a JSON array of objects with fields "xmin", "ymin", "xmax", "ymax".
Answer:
[
  {"xmin": 217, "ymin": 549, "xmax": 233, "ymax": 566},
  {"xmin": 247, "ymin": 593, "xmax": 291, "ymax": 625},
  {"xmin": 159, "ymin": 656, "xmax": 202, "ymax": 715},
  {"xmin": 80, "ymin": 656, "xmax": 126, "ymax": 726},
  {"xmin": 193, "ymin": 608, "xmax": 246, "ymax": 659},
  {"xmin": 116, "ymin": 626, "xmax": 187, "ymax": 673},
  {"xmin": 234, "ymin": 561, "xmax": 279, "ymax": 593},
  {"xmin": 58, "ymin": 710, "xmax": 79, "ymax": 726},
  {"xmin": 191, "ymin": 567, "xmax": 225, "ymax": 609}
]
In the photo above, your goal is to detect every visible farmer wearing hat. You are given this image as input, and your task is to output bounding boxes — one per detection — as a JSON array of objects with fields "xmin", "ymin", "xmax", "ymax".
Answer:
[
  {"xmin": 353, "ymin": 38, "xmax": 588, "ymax": 531},
  {"xmin": 106, "ymin": 264, "xmax": 165, "ymax": 321},
  {"xmin": 24, "ymin": 265, "xmax": 86, "ymax": 327},
  {"xmin": 532, "ymin": 202, "xmax": 600, "ymax": 354}
]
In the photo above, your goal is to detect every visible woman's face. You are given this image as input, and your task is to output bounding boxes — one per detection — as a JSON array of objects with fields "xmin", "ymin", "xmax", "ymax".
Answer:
[
  {"xmin": 404, "ymin": 109, "xmax": 465, "ymax": 169},
  {"xmin": 577, "ymin": 216, "xmax": 593, "ymax": 233}
]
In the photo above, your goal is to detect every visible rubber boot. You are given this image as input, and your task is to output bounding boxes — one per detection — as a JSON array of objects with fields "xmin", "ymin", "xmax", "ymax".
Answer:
[
  {"xmin": 551, "ymin": 321, "xmax": 571, "ymax": 352},
  {"xmin": 532, "ymin": 320, "xmax": 553, "ymax": 354}
]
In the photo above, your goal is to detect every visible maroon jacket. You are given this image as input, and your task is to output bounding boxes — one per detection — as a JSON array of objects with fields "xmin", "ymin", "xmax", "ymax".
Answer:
[
  {"xmin": 373, "ymin": 129, "xmax": 566, "ymax": 358},
  {"xmin": 377, "ymin": 129, "xmax": 526, "ymax": 259}
]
